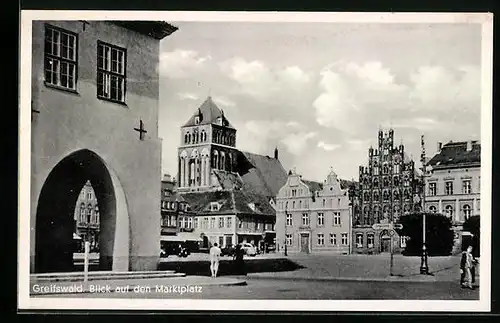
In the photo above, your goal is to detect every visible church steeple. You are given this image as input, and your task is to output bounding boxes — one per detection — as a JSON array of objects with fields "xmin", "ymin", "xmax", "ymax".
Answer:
[{"xmin": 274, "ymin": 147, "xmax": 279, "ymax": 160}]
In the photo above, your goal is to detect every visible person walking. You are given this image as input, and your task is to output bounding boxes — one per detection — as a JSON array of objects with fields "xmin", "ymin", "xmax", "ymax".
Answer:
[
  {"xmin": 233, "ymin": 244, "xmax": 246, "ymax": 275},
  {"xmin": 209, "ymin": 242, "xmax": 221, "ymax": 278},
  {"xmin": 460, "ymin": 249, "xmax": 467, "ymax": 286}
]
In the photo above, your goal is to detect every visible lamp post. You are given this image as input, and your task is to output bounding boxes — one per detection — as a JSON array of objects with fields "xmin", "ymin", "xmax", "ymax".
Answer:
[{"xmin": 419, "ymin": 134, "xmax": 429, "ymax": 275}]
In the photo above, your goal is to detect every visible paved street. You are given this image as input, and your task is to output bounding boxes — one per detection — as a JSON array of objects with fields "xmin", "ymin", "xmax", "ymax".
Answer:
[{"xmin": 35, "ymin": 276, "xmax": 478, "ymax": 300}]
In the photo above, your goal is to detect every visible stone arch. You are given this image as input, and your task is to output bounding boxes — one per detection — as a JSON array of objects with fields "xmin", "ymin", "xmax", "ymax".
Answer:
[
  {"xmin": 34, "ymin": 149, "xmax": 129, "ymax": 273},
  {"xmin": 212, "ymin": 150, "xmax": 219, "ymax": 169},
  {"xmin": 179, "ymin": 150, "xmax": 188, "ymax": 187},
  {"xmin": 220, "ymin": 151, "xmax": 226, "ymax": 170}
]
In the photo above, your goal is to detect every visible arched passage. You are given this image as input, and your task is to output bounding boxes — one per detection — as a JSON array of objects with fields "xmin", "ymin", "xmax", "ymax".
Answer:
[{"xmin": 34, "ymin": 149, "xmax": 129, "ymax": 273}]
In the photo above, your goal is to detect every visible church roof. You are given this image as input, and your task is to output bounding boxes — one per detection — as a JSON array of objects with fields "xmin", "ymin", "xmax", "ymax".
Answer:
[
  {"xmin": 183, "ymin": 97, "xmax": 235, "ymax": 129},
  {"xmin": 212, "ymin": 170, "xmax": 244, "ymax": 190},
  {"xmin": 427, "ymin": 140, "xmax": 481, "ymax": 169},
  {"xmin": 237, "ymin": 151, "xmax": 288, "ymax": 198}
]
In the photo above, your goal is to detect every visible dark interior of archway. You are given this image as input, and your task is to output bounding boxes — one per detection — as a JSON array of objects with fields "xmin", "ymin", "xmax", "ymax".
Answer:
[{"xmin": 35, "ymin": 150, "xmax": 116, "ymax": 273}]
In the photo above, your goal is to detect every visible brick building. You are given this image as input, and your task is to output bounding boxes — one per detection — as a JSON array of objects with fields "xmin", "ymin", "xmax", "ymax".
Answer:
[{"xmin": 353, "ymin": 129, "xmax": 421, "ymax": 254}]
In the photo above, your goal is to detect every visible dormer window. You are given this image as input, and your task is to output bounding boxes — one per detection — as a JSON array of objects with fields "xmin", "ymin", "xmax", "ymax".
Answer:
[
  {"xmin": 210, "ymin": 202, "xmax": 220, "ymax": 212},
  {"xmin": 216, "ymin": 117, "xmax": 223, "ymax": 125},
  {"xmin": 248, "ymin": 203, "xmax": 256, "ymax": 211},
  {"xmin": 194, "ymin": 116, "xmax": 200, "ymax": 125}
]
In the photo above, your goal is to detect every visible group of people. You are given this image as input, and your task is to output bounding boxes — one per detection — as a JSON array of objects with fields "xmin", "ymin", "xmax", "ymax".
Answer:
[
  {"xmin": 460, "ymin": 245, "xmax": 479, "ymax": 289},
  {"xmin": 209, "ymin": 243, "xmax": 246, "ymax": 278}
]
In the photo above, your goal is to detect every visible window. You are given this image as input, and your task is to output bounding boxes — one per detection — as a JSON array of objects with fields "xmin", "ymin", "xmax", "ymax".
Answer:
[
  {"xmin": 463, "ymin": 204, "xmax": 471, "ymax": 220},
  {"xmin": 374, "ymin": 167, "xmax": 379, "ymax": 176},
  {"xmin": 463, "ymin": 180, "xmax": 471, "ymax": 194},
  {"xmin": 394, "ymin": 164, "xmax": 400, "ymax": 174},
  {"xmin": 330, "ymin": 233, "xmax": 337, "ymax": 245},
  {"xmin": 44, "ymin": 25, "xmax": 77, "ymax": 90},
  {"xmin": 317, "ymin": 233, "xmax": 324, "ymax": 246},
  {"xmin": 194, "ymin": 217, "xmax": 198, "ymax": 228},
  {"xmin": 87, "ymin": 192, "xmax": 92, "ymax": 200},
  {"xmin": 333, "ymin": 212, "xmax": 341, "ymax": 226},
  {"xmin": 285, "ymin": 234, "xmax": 293, "ymax": 246},
  {"xmin": 429, "ymin": 205, "xmax": 437, "ymax": 213},
  {"xmin": 238, "ymin": 219, "xmax": 243, "ymax": 229},
  {"xmin": 286, "ymin": 213, "xmax": 293, "ymax": 226},
  {"xmin": 429, "ymin": 182, "xmax": 437, "ymax": 196},
  {"xmin": 317, "ymin": 213, "xmax": 324, "ymax": 226},
  {"xmin": 226, "ymin": 216, "xmax": 232, "ymax": 228},
  {"xmin": 322, "ymin": 199, "xmax": 326, "ymax": 207},
  {"xmin": 400, "ymin": 236, "xmax": 408, "ymax": 248},
  {"xmin": 292, "ymin": 201, "xmax": 295, "ymax": 209},
  {"xmin": 203, "ymin": 217, "xmax": 208, "ymax": 229},
  {"xmin": 219, "ymin": 217, "xmax": 224, "ymax": 228},
  {"xmin": 445, "ymin": 205, "xmax": 453, "ymax": 218},
  {"xmin": 210, "ymin": 202, "xmax": 220, "ymax": 212},
  {"xmin": 79, "ymin": 203, "xmax": 85, "ymax": 223},
  {"xmin": 302, "ymin": 213, "xmax": 310, "ymax": 226},
  {"xmin": 445, "ymin": 181, "xmax": 454, "ymax": 195},
  {"xmin": 97, "ymin": 41, "xmax": 126, "ymax": 102},
  {"xmin": 87, "ymin": 205, "xmax": 92, "ymax": 223},
  {"xmin": 291, "ymin": 189, "xmax": 297, "ymax": 197},
  {"xmin": 341, "ymin": 233, "xmax": 348, "ymax": 246},
  {"xmin": 194, "ymin": 116, "xmax": 200, "ymax": 125},
  {"xmin": 367, "ymin": 234, "xmax": 374, "ymax": 248},
  {"xmin": 210, "ymin": 217, "xmax": 216, "ymax": 228},
  {"xmin": 356, "ymin": 233, "xmax": 363, "ymax": 248}
]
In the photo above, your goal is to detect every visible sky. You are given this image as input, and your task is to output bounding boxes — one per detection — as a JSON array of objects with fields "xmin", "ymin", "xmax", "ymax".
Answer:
[{"xmin": 158, "ymin": 22, "xmax": 482, "ymax": 183}]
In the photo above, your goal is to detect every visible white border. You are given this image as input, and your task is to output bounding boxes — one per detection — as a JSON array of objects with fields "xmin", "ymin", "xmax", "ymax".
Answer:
[{"xmin": 19, "ymin": 11, "xmax": 493, "ymax": 312}]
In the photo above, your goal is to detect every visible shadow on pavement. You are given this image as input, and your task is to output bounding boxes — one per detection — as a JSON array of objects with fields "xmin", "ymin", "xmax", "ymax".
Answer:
[{"xmin": 157, "ymin": 258, "xmax": 305, "ymax": 277}]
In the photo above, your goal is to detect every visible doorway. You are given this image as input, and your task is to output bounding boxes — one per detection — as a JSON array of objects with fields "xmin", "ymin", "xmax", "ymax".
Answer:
[
  {"xmin": 300, "ymin": 233, "xmax": 310, "ymax": 253},
  {"xmin": 380, "ymin": 236, "xmax": 391, "ymax": 253},
  {"xmin": 34, "ymin": 149, "xmax": 129, "ymax": 273}
]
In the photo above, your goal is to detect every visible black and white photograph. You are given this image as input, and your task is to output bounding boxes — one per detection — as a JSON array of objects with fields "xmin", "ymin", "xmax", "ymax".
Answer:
[{"xmin": 19, "ymin": 11, "xmax": 493, "ymax": 312}]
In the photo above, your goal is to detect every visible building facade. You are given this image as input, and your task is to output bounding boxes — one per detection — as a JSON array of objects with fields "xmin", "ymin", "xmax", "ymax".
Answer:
[
  {"xmin": 353, "ymin": 129, "xmax": 420, "ymax": 254},
  {"xmin": 31, "ymin": 20, "xmax": 177, "ymax": 272},
  {"xmin": 275, "ymin": 169, "xmax": 351, "ymax": 254},
  {"xmin": 73, "ymin": 180, "xmax": 100, "ymax": 252},
  {"xmin": 172, "ymin": 97, "xmax": 287, "ymax": 250},
  {"xmin": 425, "ymin": 140, "xmax": 481, "ymax": 253}
]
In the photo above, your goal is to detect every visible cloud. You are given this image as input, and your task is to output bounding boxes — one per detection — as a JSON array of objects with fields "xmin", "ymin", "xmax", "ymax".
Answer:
[
  {"xmin": 221, "ymin": 58, "xmax": 312, "ymax": 101},
  {"xmin": 317, "ymin": 141, "xmax": 341, "ymax": 151},
  {"xmin": 281, "ymin": 132, "xmax": 318, "ymax": 155},
  {"xmin": 178, "ymin": 92, "xmax": 199, "ymax": 101},
  {"xmin": 159, "ymin": 49, "xmax": 212, "ymax": 78}
]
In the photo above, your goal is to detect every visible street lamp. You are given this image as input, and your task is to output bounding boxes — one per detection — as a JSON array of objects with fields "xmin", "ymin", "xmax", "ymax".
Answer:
[{"xmin": 419, "ymin": 134, "xmax": 429, "ymax": 275}]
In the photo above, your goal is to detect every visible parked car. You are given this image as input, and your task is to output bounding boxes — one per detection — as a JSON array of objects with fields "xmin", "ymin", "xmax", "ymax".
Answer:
[
  {"xmin": 240, "ymin": 242, "xmax": 257, "ymax": 256},
  {"xmin": 221, "ymin": 245, "xmax": 236, "ymax": 257},
  {"xmin": 160, "ymin": 243, "xmax": 191, "ymax": 258}
]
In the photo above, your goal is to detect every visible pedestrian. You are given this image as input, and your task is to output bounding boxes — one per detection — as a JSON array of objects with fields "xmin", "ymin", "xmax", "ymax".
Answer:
[
  {"xmin": 233, "ymin": 244, "xmax": 246, "ymax": 275},
  {"xmin": 462, "ymin": 245, "xmax": 475, "ymax": 289},
  {"xmin": 209, "ymin": 242, "xmax": 221, "ymax": 278},
  {"xmin": 459, "ymin": 249, "xmax": 467, "ymax": 286}
]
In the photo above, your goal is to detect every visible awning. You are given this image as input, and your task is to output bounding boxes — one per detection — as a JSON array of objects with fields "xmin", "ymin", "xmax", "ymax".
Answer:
[
  {"xmin": 73, "ymin": 233, "xmax": 82, "ymax": 240},
  {"xmin": 236, "ymin": 232, "xmax": 265, "ymax": 236},
  {"xmin": 160, "ymin": 232, "xmax": 202, "ymax": 242}
]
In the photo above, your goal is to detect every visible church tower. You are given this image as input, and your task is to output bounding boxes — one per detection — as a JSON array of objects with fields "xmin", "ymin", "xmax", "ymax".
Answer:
[{"xmin": 177, "ymin": 97, "xmax": 239, "ymax": 191}]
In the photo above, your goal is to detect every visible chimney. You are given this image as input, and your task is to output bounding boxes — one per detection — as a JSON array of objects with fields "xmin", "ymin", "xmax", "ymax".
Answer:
[
  {"xmin": 274, "ymin": 147, "xmax": 279, "ymax": 159},
  {"xmin": 467, "ymin": 141, "xmax": 473, "ymax": 151},
  {"xmin": 437, "ymin": 142, "xmax": 442, "ymax": 153}
]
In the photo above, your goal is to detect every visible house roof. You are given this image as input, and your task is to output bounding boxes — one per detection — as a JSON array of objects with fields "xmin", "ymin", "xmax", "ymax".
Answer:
[
  {"xmin": 212, "ymin": 170, "xmax": 244, "ymax": 190},
  {"xmin": 302, "ymin": 180, "xmax": 323, "ymax": 194},
  {"xmin": 183, "ymin": 97, "xmax": 235, "ymax": 129},
  {"xmin": 237, "ymin": 151, "xmax": 288, "ymax": 198},
  {"xmin": 179, "ymin": 189, "xmax": 275, "ymax": 217},
  {"xmin": 112, "ymin": 21, "xmax": 178, "ymax": 40},
  {"xmin": 427, "ymin": 141, "xmax": 481, "ymax": 169}
]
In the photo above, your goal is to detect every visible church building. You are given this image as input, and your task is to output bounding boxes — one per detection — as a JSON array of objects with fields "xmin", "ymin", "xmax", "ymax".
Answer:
[
  {"xmin": 30, "ymin": 20, "xmax": 178, "ymax": 273},
  {"xmin": 174, "ymin": 97, "xmax": 288, "ymax": 250},
  {"xmin": 352, "ymin": 129, "xmax": 421, "ymax": 254}
]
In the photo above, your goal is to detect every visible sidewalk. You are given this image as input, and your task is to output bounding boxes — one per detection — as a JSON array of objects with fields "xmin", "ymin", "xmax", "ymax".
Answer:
[
  {"xmin": 30, "ymin": 275, "xmax": 247, "ymax": 296},
  {"xmin": 247, "ymin": 254, "xmax": 479, "ymax": 284}
]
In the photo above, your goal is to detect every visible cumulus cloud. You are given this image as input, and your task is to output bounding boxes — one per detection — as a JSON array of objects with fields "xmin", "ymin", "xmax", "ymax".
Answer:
[
  {"xmin": 212, "ymin": 96, "xmax": 236, "ymax": 108},
  {"xmin": 159, "ymin": 49, "xmax": 212, "ymax": 78},
  {"xmin": 178, "ymin": 92, "xmax": 199, "ymax": 101},
  {"xmin": 317, "ymin": 141, "xmax": 341, "ymax": 151},
  {"xmin": 220, "ymin": 58, "xmax": 312, "ymax": 101},
  {"xmin": 281, "ymin": 132, "xmax": 318, "ymax": 155}
]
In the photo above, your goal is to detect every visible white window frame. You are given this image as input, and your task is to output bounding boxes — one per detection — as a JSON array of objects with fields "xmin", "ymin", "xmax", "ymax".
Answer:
[
  {"xmin": 445, "ymin": 181, "xmax": 454, "ymax": 195},
  {"xmin": 286, "ymin": 213, "xmax": 293, "ymax": 226},
  {"xmin": 317, "ymin": 233, "xmax": 324, "ymax": 246},
  {"xmin": 330, "ymin": 233, "xmax": 337, "ymax": 245},
  {"xmin": 44, "ymin": 25, "xmax": 77, "ymax": 90},
  {"xmin": 285, "ymin": 234, "xmax": 293, "ymax": 246},
  {"xmin": 302, "ymin": 213, "xmax": 310, "ymax": 226},
  {"xmin": 97, "ymin": 41, "xmax": 126, "ymax": 102},
  {"xmin": 463, "ymin": 180, "xmax": 472, "ymax": 194},
  {"xmin": 341, "ymin": 233, "xmax": 348, "ymax": 246},
  {"xmin": 317, "ymin": 212, "xmax": 324, "ymax": 226},
  {"xmin": 356, "ymin": 233, "xmax": 363, "ymax": 248},
  {"xmin": 367, "ymin": 234, "xmax": 374, "ymax": 248},
  {"xmin": 429, "ymin": 182, "xmax": 437, "ymax": 196},
  {"xmin": 333, "ymin": 212, "xmax": 341, "ymax": 226}
]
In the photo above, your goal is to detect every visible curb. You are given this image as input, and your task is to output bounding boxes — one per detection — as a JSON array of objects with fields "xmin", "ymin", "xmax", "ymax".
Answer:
[
  {"xmin": 246, "ymin": 274, "xmax": 444, "ymax": 284},
  {"xmin": 30, "ymin": 278, "xmax": 247, "ymax": 296}
]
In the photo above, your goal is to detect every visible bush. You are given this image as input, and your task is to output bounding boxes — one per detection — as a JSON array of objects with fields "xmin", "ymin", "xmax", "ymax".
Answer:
[
  {"xmin": 397, "ymin": 212, "xmax": 454, "ymax": 256},
  {"xmin": 463, "ymin": 216, "xmax": 480, "ymax": 257}
]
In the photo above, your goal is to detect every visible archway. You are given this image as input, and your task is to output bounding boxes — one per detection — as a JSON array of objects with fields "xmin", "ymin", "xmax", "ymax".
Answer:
[{"xmin": 34, "ymin": 149, "xmax": 129, "ymax": 273}]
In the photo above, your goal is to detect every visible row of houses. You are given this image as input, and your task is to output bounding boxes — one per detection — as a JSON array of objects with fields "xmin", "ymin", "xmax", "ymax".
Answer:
[{"xmin": 159, "ymin": 98, "xmax": 481, "ymax": 255}]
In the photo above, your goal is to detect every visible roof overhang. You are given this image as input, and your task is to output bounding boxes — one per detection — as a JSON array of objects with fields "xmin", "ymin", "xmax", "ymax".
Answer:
[{"xmin": 112, "ymin": 21, "xmax": 178, "ymax": 40}]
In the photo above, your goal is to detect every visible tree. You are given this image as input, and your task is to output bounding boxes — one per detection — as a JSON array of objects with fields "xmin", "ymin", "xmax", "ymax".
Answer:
[
  {"xmin": 396, "ymin": 212, "xmax": 454, "ymax": 256},
  {"xmin": 463, "ymin": 216, "xmax": 480, "ymax": 257}
]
